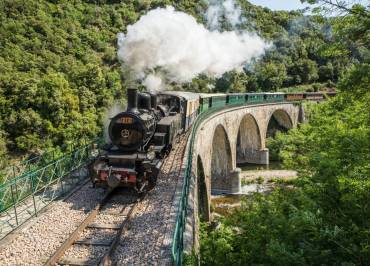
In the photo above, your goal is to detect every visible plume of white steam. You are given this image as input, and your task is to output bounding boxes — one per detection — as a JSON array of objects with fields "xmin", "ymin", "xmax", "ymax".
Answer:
[
  {"xmin": 205, "ymin": 0, "xmax": 245, "ymax": 30},
  {"xmin": 117, "ymin": 6, "xmax": 269, "ymax": 92},
  {"xmin": 142, "ymin": 74, "xmax": 164, "ymax": 93}
]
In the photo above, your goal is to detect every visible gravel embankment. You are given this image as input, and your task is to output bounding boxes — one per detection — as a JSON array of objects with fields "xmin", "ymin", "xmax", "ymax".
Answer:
[{"xmin": 0, "ymin": 181, "xmax": 106, "ymax": 265}]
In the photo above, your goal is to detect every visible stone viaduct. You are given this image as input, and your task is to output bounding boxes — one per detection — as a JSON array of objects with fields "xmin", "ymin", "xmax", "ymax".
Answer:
[{"xmin": 183, "ymin": 102, "xmax": 303, "ymax": 252}]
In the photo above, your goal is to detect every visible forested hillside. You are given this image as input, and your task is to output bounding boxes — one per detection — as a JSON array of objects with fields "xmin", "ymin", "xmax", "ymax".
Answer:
[{"xmin": 0, "ymin": 0, "xmax": 365, "ymax": 162}]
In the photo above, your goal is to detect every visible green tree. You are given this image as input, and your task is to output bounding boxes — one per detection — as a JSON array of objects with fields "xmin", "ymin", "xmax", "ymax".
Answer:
[
  {"xmin": 318, "ymin": 62, "xmax": 334, "ymax": 81},
  {"xmin": 257, "ymin": 62, "xmax": 287, "ymax": 90},
  {"xmin": 289, "ymin": 58, "xmax": 319, "ymax": 84}
]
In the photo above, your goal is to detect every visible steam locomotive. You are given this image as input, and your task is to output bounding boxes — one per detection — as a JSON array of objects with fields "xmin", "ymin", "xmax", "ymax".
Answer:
[
  {"xmin": 91, "ymin": 89, "xmax": 199, "ymax": 192},
  {"xmin": 91, "ymin": 88, "xmax": 335, "ymax": 192}
]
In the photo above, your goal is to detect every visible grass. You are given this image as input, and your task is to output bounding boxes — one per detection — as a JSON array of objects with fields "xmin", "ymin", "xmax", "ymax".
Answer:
[
  {"xmin": 242, "ymin": 176, "xmax": 297, "ymax": 186},
  {"xmin": 241, "ymin": 179, "xmax": 255, "ymax": 186},
  {"xmin": 256, "ymin": 176, "xmax": 264, "ymax": 184},
  {"xmin": 268, "ymin": 177, "xmax": 297, "ymax": 185},
  {"xmin": 241, "ymin": 176, "xmax": 265, "ymax": 186}
]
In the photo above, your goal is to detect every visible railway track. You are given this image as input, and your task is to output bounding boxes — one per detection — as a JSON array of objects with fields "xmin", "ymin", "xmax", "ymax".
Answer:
[
  {"xmin": 112, "ymin": 132, "xmax": 189, "ymax": 264},
  {"xmin": 44, "ymin": 189, "xmax": 143, "ymax": 266},
  {"xmin": 43, "ymin": 134, "xmax": 189, "ymax": 265}
]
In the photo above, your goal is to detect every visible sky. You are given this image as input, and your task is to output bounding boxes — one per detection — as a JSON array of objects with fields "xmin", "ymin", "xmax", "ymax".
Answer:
[{"xmin": 248, "ymin": 0, "xmax": 368, "ymax": 11}]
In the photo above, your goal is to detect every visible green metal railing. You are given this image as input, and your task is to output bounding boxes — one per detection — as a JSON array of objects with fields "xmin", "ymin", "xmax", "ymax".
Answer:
[
  {"xmin": 0, "ymin": 150, "xmax": 55, "ymax": 185},
  {"xmin": 0, "ymin": 142, "xmax": 93, "ymax": 185},
  {"xmin": 0, "ymin": 139, "xmax": 102, "ymax": 239}
]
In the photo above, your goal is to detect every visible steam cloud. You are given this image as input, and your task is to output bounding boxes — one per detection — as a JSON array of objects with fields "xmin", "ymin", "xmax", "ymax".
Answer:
[
  {"xmin": 117, "ymin": 6, "xmax": 269, "ymax": 92},
  {"xmin": 103, "ymin": 103, "xmax": 126, "ymax": 143}
]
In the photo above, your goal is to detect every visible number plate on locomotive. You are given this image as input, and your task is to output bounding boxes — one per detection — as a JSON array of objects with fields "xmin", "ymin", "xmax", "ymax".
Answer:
[{"xmin": 119, "ymin": 117, "xmax": 133, "ymax": 124}]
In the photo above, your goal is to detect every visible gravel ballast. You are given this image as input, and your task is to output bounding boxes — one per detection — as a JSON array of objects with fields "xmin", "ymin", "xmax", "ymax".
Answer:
[{"xmin": 0, "ymin": 182, "xmax": 106, "ymax": 265}]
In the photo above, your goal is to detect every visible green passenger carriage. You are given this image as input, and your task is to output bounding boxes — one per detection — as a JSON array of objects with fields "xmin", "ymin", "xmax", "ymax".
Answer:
[
  {"xmin": 226, "ymin": 93, "xmax": 245, "ymax": 105},
  {"xmin": 246, "ymin": 93, "xmax": 265, "ymax": 104}
]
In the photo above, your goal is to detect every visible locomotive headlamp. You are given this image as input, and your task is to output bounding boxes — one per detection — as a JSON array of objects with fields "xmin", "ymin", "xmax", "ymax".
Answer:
[{"xmin": 147, "ymin": 150, "xmax": 156, "ymax": 161}]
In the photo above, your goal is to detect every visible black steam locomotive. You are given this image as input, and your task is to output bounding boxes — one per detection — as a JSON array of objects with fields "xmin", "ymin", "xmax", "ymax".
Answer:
[{"xmin": 91, "ymin": 88, "xmax": 199, "ymax": 192}]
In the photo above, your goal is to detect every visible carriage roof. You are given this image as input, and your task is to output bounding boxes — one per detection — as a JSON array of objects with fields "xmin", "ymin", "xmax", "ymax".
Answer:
[
  {"xmin": 158, "ymin": 91, "xmax": 200, "ymax": 101},
  {"xmin": 198, "ymin": 93, "xmax": 227, "ymax": 98}
]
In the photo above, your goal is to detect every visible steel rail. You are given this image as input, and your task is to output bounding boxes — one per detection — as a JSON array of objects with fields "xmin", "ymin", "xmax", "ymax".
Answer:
[
  {"xmin": 44, "ymin": 188, "xmax": 114, "ymax": 266},
  {"xmin": 99, "ymin": 193, "xmax": 146, "ymax": 266},
  {"xmin": 100, "ymin": 134, "xmax": 186, "ymax": 265},
  {"xmin": 44, "ymin": 187, "xmax": 145, "ymax": 266},
  {"xmin": 43, "ymin": 187, "xmax": 112, "ymax": 265}
]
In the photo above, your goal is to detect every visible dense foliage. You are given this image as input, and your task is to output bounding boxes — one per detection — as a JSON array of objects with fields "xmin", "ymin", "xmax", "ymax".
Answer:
[
  {"xmin": 0, "ymin": 0, "xmax": 366, "ymax": 162},
  {"xmin": 0, "ymin": 0, "xmax": 205, "ymax": 161},
  {"xmin": 199, "ymin": 3, "xmax": 369, "ymax": 264}
]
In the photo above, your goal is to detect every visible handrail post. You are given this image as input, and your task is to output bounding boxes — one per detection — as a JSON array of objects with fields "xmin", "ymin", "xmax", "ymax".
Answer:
[
  {"xmin": 60, "ymin": 162, "xmax": 65, "ymax": 195},
  {"xmin": 53, "ymin": 161, "xmax": 64, "ymax": 196},
  {"xmin": 10, "ymin": 184, "xmax": 19, "ymax": 226},
  {"xmin": 14, "ymin": 180, "xmax": 19, "ymax": 202},
  {"xmin": 30, "ymin": 175, "xmax": 37, "ymax": 216}
]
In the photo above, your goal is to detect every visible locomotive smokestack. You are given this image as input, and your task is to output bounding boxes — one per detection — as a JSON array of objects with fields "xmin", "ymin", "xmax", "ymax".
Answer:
[
  {"xmin": 150, "ymin": 93, "xmax": 157, "ymax": 109},
  {"xmin": 127, "ymin": 88, "xmax": 138, "ymax": 113}
]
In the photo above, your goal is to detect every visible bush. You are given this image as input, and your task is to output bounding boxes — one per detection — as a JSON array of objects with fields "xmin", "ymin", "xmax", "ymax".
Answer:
[{"xmin": 312, "ymin": 83, "xmax": 320, "ymax": 92}]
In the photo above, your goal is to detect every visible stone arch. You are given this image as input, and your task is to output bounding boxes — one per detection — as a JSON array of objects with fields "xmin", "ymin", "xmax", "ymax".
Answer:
[
  {"xmin": 196, "ymin": 155, "xmax": 209, "ymax": 221},
  {"xmin": 211, "ymin": 125, "xmax": 233, "ymax": 192},
  {"xmin": 236, "ymin": 114, "xmax": 262, "ymax": 165},
  {"xmin": 266, "ymin": 109, "xmax": 293, "ymax": 138}
]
